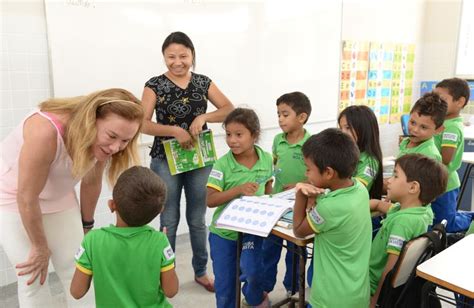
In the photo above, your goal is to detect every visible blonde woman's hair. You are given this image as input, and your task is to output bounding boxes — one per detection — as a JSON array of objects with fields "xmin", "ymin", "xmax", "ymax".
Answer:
[{"xmin": 39, "ymin": 88, "xmax": 144, "ymax": 185}]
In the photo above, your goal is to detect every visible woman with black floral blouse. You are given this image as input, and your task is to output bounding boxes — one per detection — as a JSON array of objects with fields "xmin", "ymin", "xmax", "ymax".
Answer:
[{"xmin": 141, "ymin": 31, "xmax": 234, "ymax": 292}]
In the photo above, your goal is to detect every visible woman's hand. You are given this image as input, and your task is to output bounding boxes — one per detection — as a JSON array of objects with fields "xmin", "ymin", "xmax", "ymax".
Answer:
[
  {"xmin": 174, "ymin": 127, "xmax": 194, "ymax": 149},
  {"xmin": 189, "ymin": 114, "xmax": 206, "ymax": 137},
  {"xmin": 16, "ymin": 245, "xmax": 51, "ymax": 285}
]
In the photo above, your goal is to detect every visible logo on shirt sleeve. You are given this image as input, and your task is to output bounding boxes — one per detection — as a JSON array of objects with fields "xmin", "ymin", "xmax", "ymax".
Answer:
[
  {"xmin": 442, "ymin": 132, "xmax": 458, "ymax": 142},
  {"xmin": 163, "ymin": 245, "xmax": 175, "ymax": 261},
  {"xmin": 209, "ymin": 169, "xmax": 223, "ymax": 181},
  {"xmin": 388, "ymin": 235, "xmax": 405, "ymax": 250},
  {"xmin": 309, "ymin": 208, "xmax": 325, "ymax": 225},
  {"xmin": 74, "ymin": 246, "xmax": 85, "ymax": 260},
  {"xmin": 363, "ymin": 166, "xmax": 376, "ymax": 178}
]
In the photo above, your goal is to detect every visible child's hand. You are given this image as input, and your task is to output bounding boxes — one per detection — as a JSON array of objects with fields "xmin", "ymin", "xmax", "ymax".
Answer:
[
  {"xmin": 162, "ymin": 227, "xmax": 168, "ymax": 235},
  {"xmin": 239, "ymin": 183, "xmax": 259, "ymax": 196},
  {"xmin": 295, "ymin": 183, "xmax": 325, "ymax": 198}
]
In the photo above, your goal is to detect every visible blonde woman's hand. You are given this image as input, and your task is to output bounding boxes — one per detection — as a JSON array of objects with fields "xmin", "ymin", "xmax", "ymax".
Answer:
[
  {"xmin": 16, "ymin": 245, "xmax": 51, "ymax": 285},
  {"xmin": 174, "ymin": 127, "xmax": 194, "ymax": 149},
  {"xmin": 189, "ymin": 115, "xmax": 206, "ymax": 137}
]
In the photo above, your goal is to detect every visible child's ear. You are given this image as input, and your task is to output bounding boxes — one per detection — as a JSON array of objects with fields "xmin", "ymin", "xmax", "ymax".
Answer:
[
  {"xmin": 108, "ymin": 199, "xmax": 116, "ymax": 213},
  {"xmin": 298, "ymin": 112, "xmax": 308, "ymax": 124},
  {"xmin": 456, "ymin": 96, "xmax": 466, "ymax": 108},
  {"xmin": 408, "ymin": 181, "xmax": 421, "ymax": 195},
  {"xmin": 324, "ymin": 167, "xmax": 336, "ymax": 179}
]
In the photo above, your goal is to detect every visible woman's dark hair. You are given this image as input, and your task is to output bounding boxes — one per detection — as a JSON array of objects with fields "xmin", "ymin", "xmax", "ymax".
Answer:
[
  {"xmin": 223, "ymin": 108, "xmax": 261, "ymax": 141},
  {"xmin": 162, "ymin": 31, "xmax": 196, "ymax": 68},
  {"xmin": 338, "ymin": 105, "xmax": 383, "ymax": 199}
]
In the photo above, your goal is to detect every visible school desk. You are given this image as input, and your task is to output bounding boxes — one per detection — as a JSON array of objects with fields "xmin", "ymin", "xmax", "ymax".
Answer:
[
  {"xmin": 457, "ymin": 152, "xmax": 474, "ymax": 210},
  {"xmin": 235, "ymin": 227, "xmax": 314, "ymax": 308},
  {"xmin": 416, "ymin": 234, "xmax": 474, "ymax": 299}
]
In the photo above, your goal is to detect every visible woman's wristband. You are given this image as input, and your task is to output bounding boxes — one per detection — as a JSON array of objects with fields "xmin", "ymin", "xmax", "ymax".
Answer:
[{"xmin": 82, "ymin": 218, "xmax": 95, "ymax": 229}]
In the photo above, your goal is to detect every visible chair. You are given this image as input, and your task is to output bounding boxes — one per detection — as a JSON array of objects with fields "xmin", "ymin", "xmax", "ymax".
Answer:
[{"xmin": 377, "ymin": 222, "xmax": 447, "ymax": 308}]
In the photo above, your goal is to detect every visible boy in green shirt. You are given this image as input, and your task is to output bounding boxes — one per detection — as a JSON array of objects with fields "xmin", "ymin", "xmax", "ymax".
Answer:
[
  {"xmin": 432, "ymin": 78, "xmax": 474, "ymax": 232},
  {"xmin": 293, "ymin": 128, "xmax": 372, "ymax": 307},
  {"xmin": 369, "ymin": 154, "xmax": 448, "ymax": 306},
  {"xmin": 397, "ymin": 92, "xmax": 447, "ymax": 161},
  {"xmin": 262, "ymin": 92, "xmax": 312, "ymax": 294},
  {"xmin": 70, "ymin": 166, "xmax": 178, "ymax": 308}
]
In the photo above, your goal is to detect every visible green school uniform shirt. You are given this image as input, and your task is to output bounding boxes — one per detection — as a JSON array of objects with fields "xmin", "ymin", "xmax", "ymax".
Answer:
[
  {"xmin": 207, "ymin": 145, "xmax": 273, "ymax": 241},
  {"xmin": 369, "ymin": 203, "xmax": 433, "ymax": 295},
  {"xmin": 354, "ymin": 151, "xmax": 380, "ymax": 191},
  {"xmin": 398, "ymin": 137, "xmax": 442, "ymax": 161},
  {"xmin": 272, "ymin": 130, "xmax": 311, "ymax": 193},
  {"xmin": 75, "ymin": 225, "xmax": 175, "ymax": 308},
  {"xmin": 434, "ymin": 117, "xmax": 464, "ymax": 191},
  {"xmin": 306, "ymin": 180, "xmax": 372, "ymax": 307}
]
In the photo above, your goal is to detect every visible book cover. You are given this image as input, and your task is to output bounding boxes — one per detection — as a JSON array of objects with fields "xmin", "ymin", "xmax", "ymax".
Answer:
[
  {"xmin": 162, "ymin": 129, "xmax": 217, "ymax": 175},
  {"xmin": 215, "ymin": 196, "xmax": 293, "ymax": 237}
]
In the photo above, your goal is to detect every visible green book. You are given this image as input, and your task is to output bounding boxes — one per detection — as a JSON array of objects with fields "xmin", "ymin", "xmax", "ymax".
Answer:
[{"xmin": 162, "ymin": 129, "xmax": 217, "ymax": 175}]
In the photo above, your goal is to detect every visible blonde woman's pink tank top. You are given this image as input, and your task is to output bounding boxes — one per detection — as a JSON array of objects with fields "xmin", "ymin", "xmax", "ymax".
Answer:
[{"xmin": 0, "ymin": 110, "xmax": 80, "ymax": 213}]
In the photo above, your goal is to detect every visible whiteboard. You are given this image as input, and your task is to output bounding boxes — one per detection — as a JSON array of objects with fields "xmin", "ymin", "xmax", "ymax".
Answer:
[
  {"xmin": 455, "ymin": 0, "xmax": 474, "ymax": 79},
  {"xmin": 44, "ymin": 0, "xmax": 342, "ymax": 129}
]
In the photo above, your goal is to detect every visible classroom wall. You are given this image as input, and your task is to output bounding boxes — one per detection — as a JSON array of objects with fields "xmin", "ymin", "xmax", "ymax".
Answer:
[
  {"xmin": 0, "ymin": 0, "xmax": 53, "ymax": 286},
  {"xmin": 341, "ymin": 0, "xmax": 427, "ymax": 157},
  {"xmin": 0, "ymin": 0, "xmax": 465, "ymax": 287}
]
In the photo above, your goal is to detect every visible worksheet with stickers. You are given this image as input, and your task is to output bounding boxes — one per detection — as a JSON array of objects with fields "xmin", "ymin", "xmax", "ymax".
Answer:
[{"xmin": 215, "ymin": 196, "xmax": 294, "ymax": 237}]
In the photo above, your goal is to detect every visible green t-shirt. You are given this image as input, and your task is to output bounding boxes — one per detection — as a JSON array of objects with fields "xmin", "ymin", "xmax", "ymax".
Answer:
[
  {"xmin": 434, "ymin": 116, "xmax": 464, "ymax": 191},
  {"xmin": 272, "ymin": 130, "xmax": 311, "ymax": 193},
  {"xmin": 207, "ymin": 145, "xmax": 273, "ymax": 240},
  {"xmin": 354, "ymin": 152, "xmax": 380, "ymax": 191},
  {"xmin": 369, "ymin": 203, "xmax": 433, "ymax": 294},
  {"xmin": 398, "ymin": 137, "xmax": 441, "ymax": 161},
  {"xmin": 75, "ymin": 225, "xmax": 175, "ymax": 308},
  {"xmin": 306, "ymin": 180, "xmax": 372, "ymax": 307}
]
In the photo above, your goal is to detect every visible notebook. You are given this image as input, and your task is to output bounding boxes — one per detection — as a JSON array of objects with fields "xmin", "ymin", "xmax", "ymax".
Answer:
[
  {"xmin": 162, "ymin": 129, "xmax": 217, "ymax": 175},
  {"xmin": 215, "ymin": 196, "xmax": 294, "ymax": 237}
]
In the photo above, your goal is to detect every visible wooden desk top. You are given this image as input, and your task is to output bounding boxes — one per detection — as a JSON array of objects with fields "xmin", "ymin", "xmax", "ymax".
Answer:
[
  {"xmin": 416, "ymin": 234, "xmax": 474, "ymax": 298},
  {"xmin": 271, "ymin": 225, "xmax": 314, "ymax": 247},
  {"xmin": 463, "ymin": 152, "xmax": 474, "ymax": 164}
]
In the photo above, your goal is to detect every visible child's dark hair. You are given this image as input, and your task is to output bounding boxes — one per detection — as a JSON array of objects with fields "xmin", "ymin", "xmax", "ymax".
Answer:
[
  {"xmin": 113, "ymin": 166, "xmax": 167, "ymax": 227},
  {"xmin": 223, "ymin": 107, "xmax": 261, "ymax": 141},
  {"xmin": 338, "ymin": 105, "xmax": 383, "ymax": 198},
  {"xmin": 302, "ymin": 128, "xmax": 359, "ymax": 179},
  {"xmin": 162, "ymin": 31, "xmax": 196, "ymax": 68},
  {"xmin": 395, "ymin": 154, "xmax": 447, "ymax": 204},
  {"xmin": 436, "ymin": 77, "xmax": 470, "ymax": 107},
  {"xmin": 410, "ymin": 92, "xmax": 447, "ymax": 128},
  {"xmin": 276, "ymin": 92, "xmax": 312, "ymax": 123}
]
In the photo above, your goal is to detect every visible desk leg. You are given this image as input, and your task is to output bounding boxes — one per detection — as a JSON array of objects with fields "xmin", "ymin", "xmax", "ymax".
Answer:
[
  {"xmin": 457, "ymin": 163, "xmax": 473, "ymax": 210},
  {"xmin": 236, "ymin": 232, "xmax": 242, "ymax": 308},
  {"xmin": 298, "ymin": 246, "xmax": 306, "ymax": 308},
  {"xmin": 291, "ymin": 246, "xmax": 297, "ymax": 296}
]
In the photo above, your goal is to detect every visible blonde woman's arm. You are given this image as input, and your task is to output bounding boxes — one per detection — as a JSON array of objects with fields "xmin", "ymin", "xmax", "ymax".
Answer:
[
  {"xmin": 189, "ymin": 82, "xmax": 234, "ymax": 136},
  {"xmin": 79, "ymin": 161, "xmax": 105, "ymax": 232},
  {"xmin": 140, "ymin": 87, "xmax": 193, "ymax": 149},
  {"xmin": 16, "ymin": 115, "xmax": 57, "ymax": 285}
]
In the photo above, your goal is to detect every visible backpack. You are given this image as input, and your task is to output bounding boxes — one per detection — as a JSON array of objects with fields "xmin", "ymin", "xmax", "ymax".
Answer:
[{"xmin": 377, "ymin": 222, "xmax": 447, "ymax": 308}]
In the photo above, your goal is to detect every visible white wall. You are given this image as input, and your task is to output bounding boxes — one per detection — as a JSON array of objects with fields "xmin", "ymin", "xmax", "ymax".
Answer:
[{"xmin": 0, "ymin": 0, "xmax": 53, "ymax": 286}]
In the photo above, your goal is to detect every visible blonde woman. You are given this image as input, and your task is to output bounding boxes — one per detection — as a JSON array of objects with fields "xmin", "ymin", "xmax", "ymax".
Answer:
[{"xmin": 0, "ymin": 88, "xmax": 144, "ymax": 307}]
